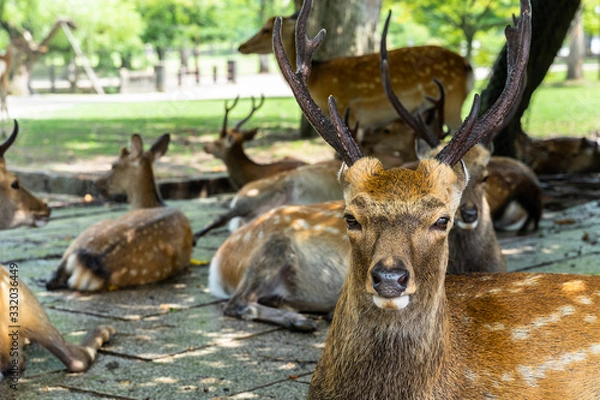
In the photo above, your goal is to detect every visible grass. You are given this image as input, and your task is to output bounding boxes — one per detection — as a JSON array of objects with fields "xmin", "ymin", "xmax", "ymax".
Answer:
[{"xmin": 6, "ymin": 72, "xmax": 600, "ymax": 178}]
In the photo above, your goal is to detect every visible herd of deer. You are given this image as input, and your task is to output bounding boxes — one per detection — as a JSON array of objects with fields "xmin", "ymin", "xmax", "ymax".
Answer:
[{"xmin": 1, "ymin": 0, "xmax": 599, "ymax": 397}]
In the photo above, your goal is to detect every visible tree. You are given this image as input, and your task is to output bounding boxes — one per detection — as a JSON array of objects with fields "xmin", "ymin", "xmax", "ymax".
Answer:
[
  {"xmin": 480, "ymin": 0, "xmax": 581, "ymax": 158},
  {"xmin": 566, "ymin": 4, "xmax": 584, "ymax": 80},
  {"xmin": 0, "ymin": 0, "xmax": 145, "ymax": 94},
  {"xmin": 407, "ymin": 0, "xmax": 518, "ymax": 62},
  {"xmin": 297, "ymin": 0, "xmax": 383, "ymax": 137}
]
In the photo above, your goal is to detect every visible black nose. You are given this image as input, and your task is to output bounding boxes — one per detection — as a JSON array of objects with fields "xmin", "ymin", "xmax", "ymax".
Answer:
[
  {"xmin": 459, "ymin": 205, "xmax": 478, "ymax": 223},
  {"xmin": 371, "ymin": 260, "xmax": 409, "ymax": 298}
]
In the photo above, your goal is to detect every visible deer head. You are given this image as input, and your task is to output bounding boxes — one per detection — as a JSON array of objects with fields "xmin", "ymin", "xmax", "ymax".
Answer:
[
  {"xmin": 96, "ymin": 133, "xmax": 169, "ymax": 209},
  {"xmin": 0, "ymin": 120, "xmax": 50, "ymax": 229}
]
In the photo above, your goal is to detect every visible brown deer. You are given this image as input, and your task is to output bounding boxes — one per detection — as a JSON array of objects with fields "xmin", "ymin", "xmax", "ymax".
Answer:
[
  {"xmin": 485, "ymin": 156, "xmax": 543, "ymax": 233},
  {"xmin": 209, "ymin": 200, "xmax": 348, "ymax": 332},
  {"xmin": 280, "ymin": 1, "xmax": 598, "ymax": 398},
  {"xmin": 46, "ymin": 134, "xmax": 194, "ymax": 291},
  {"xmin": 194, "ymin": 159, "xmax": 343, "ymax": 239},
  {"xmin": 0, "ymin": 120, "xmax": 50, "ymax": 229},
  {"xmin": 238, "ymin": 9, "xmax": 473, "ymax": 132},
  {"xmin": 203, "ymin": 95, "xmax": 307, "ymax": 189},
  {"xmin": 1, "ymin": 264, "xmax": 114, "ymax": 378},
  {"xmin": 517, "ymin": 135, "xmax": 600, "ymax": 174}
]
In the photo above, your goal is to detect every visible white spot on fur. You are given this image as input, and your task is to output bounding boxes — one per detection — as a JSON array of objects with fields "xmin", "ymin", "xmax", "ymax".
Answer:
[
  {"xmin": 228, "ymin": 217, "xmax": 243, "ymax": 232},
  {"xmin": 513, "ymin": 275, "xmax": 542, "ymax": 287},
  {"xmin": 484, "ymin": 322, "xmax": 506, "ymax": 331},
  {"xmin": 518, "ymin": 347, "xmax": 591, "ymax": 387},
  {"xmin": 576, "ymin": 296, "xmax": 592, "ymax": 305},
  {"xmin": 373, "ymin": 294, "xmax": 410, "ymax": 310},
  {"xmin": 512, "ymin": 305, "xmax": 576, "ymax": 340},
  {"xmin": 246, "ymin": 188, "xmax": 259, "ymax": 197},
  {"xmin": 584, "ymin": 315, "xmax": 597, "ymax": 323},
  {"xmin": 291, "ymin": 219, "xmax": 309, "ymax": 230}
]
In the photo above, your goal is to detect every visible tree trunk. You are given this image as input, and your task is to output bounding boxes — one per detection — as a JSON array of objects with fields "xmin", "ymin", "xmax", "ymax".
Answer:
[
  {"xmin": 479, "ymin": 0, "xmax": 581, "ymax": 158},
  {"xmin": 566, "ymin": 4, "xmax": 584, "ymax": 80},
  {"xmin": 298, "ymin": 0, "xmax": 382, "ymax": 137},
  {"xmin": 259, "ymin": 54, "xmax": 269, "ymax": 73}
]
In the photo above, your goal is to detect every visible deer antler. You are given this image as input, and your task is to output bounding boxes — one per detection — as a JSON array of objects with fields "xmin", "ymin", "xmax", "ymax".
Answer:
[
  {"xmin": 435, "ymin": 0, "xmax": 531, "ymax": 166},
  {"xmin": 273, "ymin": 0, "xmax": 363, "ymax": 166},
  {"xmin": 235, "ymin": 94, "xmax": 266, "ymax": 130},
  {"xmin": 380, "ymin": 11, "xmax": 444, "ymax": 148},
  {"xmin": 221, "ymin": 96, "xmax": 240, "ymax": 138},
  {"xmin": 0, "ymin": 120, "xmax": 18, "ymax": 158}
]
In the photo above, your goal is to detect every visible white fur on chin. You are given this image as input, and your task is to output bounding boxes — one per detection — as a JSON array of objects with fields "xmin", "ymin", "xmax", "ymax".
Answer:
[{"xmin": 373, "ymin": 294, "xmax": 410, "ymax": 310}]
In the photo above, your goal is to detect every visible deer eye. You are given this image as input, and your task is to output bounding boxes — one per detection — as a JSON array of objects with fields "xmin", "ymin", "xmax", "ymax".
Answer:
[
  {"xmin": 11, "ymin": 180, "xmax": 19, "ymax": 190},
  {"xmin": 432, "ymin": 216, "xmax": 449, "ymax": 231},
  {"xmin": 343, "ymin": 213, "xmax": 361, "ymax": 231}
]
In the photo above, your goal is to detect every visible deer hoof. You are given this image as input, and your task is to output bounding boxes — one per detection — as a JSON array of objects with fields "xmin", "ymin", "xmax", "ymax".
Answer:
[{"xmin": 286, "ymin": 318, "xmax": 317, "ymax": 333}]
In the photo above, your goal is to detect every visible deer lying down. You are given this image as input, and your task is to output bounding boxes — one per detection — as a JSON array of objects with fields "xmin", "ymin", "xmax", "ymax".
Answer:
[
  {"xmin": 194, "ymin": 159, "xmax": 343, "ymax": 239},
  {"xmin": 281, "ymin": 0, "xmax": 597, "ymax": 398},
  {"xmin": 485, "ymin": 156, "xmax": 543, "ymax": 233},
  {"xmin": 0, "ymin": 120, "xmax": 50, "ymax": 230},
  {"xmin": 1, "ymin": 264, "xmax": 114, "ymax": 378},
  {"xmin": 518, "ymin": 135, "xmax": 600, "ymax": 174},
  {"xmin": 203, "ymin": 95, "xmax": 306, "ymax": 190},
  {"xmin": 47, "ymin": 134, "xmax": 194, "ymax": 291}
]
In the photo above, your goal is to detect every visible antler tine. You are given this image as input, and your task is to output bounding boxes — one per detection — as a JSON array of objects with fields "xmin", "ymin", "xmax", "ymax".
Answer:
[
  {"xmin": 436, "ymin": 0, "xmax": 531, "ymax": 166},
  {"xmin": 221, "ymin": 96, "xmax": 240, "ymax": 137},
  {"xmin": 425, "ymin": 79, "xmax": 448, "ymax": 141},
  {"xmin": 380, "ymin": 11, "xmax": 439, "ymax": 148},
  {"xmin": 343, "ymin": 107, "xmax": 360, "ymax": 142},
  {"xmin": 235, "ymin": 94, "xmax": 266, "ymax": 131},
  {"xmin": 0, "ymin": 120, "xmax": 18, "ymax": 158},
  {"xmin": 273, "ymin": 0, "xmax": 363, "ymax": 166}
]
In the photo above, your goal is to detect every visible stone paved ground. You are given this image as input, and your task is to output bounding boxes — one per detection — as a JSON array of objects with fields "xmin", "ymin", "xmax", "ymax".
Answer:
[{"xmin": 0, "ymin": 193, "xmax": 599, "ymax": 399}]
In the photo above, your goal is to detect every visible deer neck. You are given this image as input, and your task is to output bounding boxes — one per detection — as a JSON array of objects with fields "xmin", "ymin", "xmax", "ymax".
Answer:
[
  {"xmin": 127, "ymin": 165, "xmax": 164, "ymax": 209},
  {"xmin": 312, "ymin": 265, "xmax": 456, "ymax": 399}
]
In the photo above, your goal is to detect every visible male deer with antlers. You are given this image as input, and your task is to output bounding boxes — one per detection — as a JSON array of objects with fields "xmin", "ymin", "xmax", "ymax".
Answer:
[
  {"xmin": 1, "ymin": 265, "xmax": 114, "ymax": 378},
  {"xmin": 276, "ymin": 0, "xmax": 600, "ymax": 398},
  {"xmin": 0, "ymin": 120, "xmax": 50, "ymax": 229},
  {"xmin": 239, "ymin": 9, "xmax": 473, "ymax": 132},
  {"xmin": 203, "ymin": 95, "xmax": 306, "ymax": 189},
  {"xmin": 46, "ymin": 134, "xmax": 194, "ymax": 291}
]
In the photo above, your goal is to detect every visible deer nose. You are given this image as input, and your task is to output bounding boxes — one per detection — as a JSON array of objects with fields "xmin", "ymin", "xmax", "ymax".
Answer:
[
  {"xmin": 459, "ymin": 205, "xmax": 478, "ymax": 224},
  {"xmin": 371, "ymin": 260, "xmax": 409, "ymax": 298}
]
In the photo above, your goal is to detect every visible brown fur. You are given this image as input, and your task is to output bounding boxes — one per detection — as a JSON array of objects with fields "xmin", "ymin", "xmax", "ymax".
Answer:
[
  {"xmin": 0, "ymin": 45, "xmax": 11, "ymax": 119},
  {"xmin": 238, "ymin": 16, "xmax": 473, "ymax": 131},
  {"xmin": 0, "ymin": 265, "xmax": 114, "ymax": 376},
  {"xmin": 518, "ymin": 135, "xmax": 600, "ymax": 174},
  {"xmin": 204, "ymin": 126, "xmax": 306, "ymax": 190},
  {"xmin": 47, "ymin": 134, "xmax": 194, "ymax": 291},
  {"xmin": 485, "ymin": 156, "xmax": 542, "ymax": 233},
  {"xmin": 0, "ymin": 122, "xmax": 50, "ymax": 229}
]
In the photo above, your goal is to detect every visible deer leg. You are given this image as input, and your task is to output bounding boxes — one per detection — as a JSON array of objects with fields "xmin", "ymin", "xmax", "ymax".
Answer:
[
  {"xmin": 224, "ymin": 296, "xmax": 317, "ymax": 332},
  {"xmin": 29, "ymin": 323, "xmax": 115, "ymax": 373}
]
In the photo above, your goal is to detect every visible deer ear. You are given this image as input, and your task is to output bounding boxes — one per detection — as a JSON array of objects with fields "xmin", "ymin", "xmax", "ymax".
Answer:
[
  {"xmin": 242, "ymin": 128, "xmax": 259, "ymax": 141},
  {"xmin": 415, "ymin": 137, "xmax": 433, "ymax": 160},
  {"xmin": 130, "ymin": 134, "xmax": 143, "ymax": 160},
  {"xmin": 149, "ymin": 134, "xmax": 170, "ymax": 161}
]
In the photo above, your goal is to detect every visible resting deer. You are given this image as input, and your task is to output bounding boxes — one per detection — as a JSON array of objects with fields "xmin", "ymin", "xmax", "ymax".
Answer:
[
  {"xmin": 238, "ymin": 9, "xmax": 473, "ymax": 131},
  {"xmin": 0, "ymin": 120, "xmax": 50, "ymax": 229},
  {"xmin": 46, "ymin": 134, "xmax": 194, "ymax": 291},
  {"xmin": 517, "ymin": 135, "xmax": 600, "ymax": 174},
  {"xmin": 485, "ymin": 156, "xmax": 542, "ymax": 233},
  {"xmin": 1, "ymin": 264, "xmax": 114, "ymax": 378},
  {"xmin": 194, "ymin": 159, "xmax": 343, "ymax": 238},
  {"xmin": 203, "ymin": 95, "xmax": 306, "ymax": 189},
  {"xmin": 280, "ymin": 1, "xmax": 599, "ymax": 398}
]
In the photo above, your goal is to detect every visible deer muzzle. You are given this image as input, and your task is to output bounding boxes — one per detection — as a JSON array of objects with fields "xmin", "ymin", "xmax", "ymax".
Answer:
[
  {"xmin": 370, "ymin": 259, "xmax": 412, "ymax": 310},
  {"xmin": 456, "ymin": 205, "xmax": 479, "ymax": 229}
]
